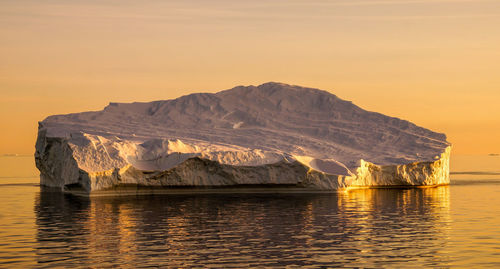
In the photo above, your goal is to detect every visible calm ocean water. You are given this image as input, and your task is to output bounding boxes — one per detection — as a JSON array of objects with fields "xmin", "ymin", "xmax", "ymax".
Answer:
[{"xmin": 1, "ymin": 156, "xmax": 500, "ymax": 268}]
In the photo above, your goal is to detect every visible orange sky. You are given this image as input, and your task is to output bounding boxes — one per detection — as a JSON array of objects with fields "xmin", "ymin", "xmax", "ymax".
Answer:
[{"xmin": 1, "ymin": 0, "xmax": 499, "ymax": 155}]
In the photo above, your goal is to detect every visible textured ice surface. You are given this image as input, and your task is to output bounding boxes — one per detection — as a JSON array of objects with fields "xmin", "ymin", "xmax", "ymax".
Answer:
[{"xmin": 35, "ymin": 82, "xmax": 451, "ymax": 193}]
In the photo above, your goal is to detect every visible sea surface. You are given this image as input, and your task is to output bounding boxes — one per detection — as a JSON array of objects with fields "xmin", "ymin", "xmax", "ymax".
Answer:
[{"xmin": 1, "ymin": 155, "xmax": 500, "ymax": 268}]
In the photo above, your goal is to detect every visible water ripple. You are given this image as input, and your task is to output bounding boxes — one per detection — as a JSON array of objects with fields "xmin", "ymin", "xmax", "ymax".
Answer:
[
  {"xmin": 29, "ymin": 188, "xmax": 452, "ymax": 268},
  {"xmin": 1, "ymin": 185, "xmax": 500, "ymax": 267}
]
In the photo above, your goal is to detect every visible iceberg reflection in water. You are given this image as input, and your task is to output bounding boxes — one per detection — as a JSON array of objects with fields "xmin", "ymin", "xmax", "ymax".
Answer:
[{"xmin": 34, "ymin": 187, "xmax": 451, "ymax": 267}]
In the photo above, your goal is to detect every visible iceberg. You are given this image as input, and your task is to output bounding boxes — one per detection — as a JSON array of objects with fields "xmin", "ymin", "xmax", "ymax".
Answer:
[{"xmin": 35, "ymin": 82, "xmax": 451, "ymax": 195}]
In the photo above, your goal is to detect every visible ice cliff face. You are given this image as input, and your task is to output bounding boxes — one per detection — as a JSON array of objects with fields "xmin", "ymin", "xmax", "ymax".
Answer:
[{"xmin": 35, "ymin": 82, "xmax": 451, "ymax": 194}]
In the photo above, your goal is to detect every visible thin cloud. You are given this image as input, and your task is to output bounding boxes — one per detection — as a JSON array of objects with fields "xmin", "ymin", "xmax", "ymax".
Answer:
[
  {"xmin": 1, "ymin": 0, "xmax": 499, "ymax": 24},
  {"xmin": 257, "ymin": 0, "xmax": 500, "ymax": 7}
]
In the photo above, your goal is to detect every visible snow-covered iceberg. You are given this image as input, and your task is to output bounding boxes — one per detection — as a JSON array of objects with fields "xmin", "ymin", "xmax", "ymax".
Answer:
[{"xmin": 35, "ymin": 82, "xmax": 451, "ymax": 194}]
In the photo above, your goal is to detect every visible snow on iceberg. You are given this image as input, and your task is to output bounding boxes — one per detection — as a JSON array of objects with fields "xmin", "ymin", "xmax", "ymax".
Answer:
[{"xmin": 35, "ymin": 82, "xmax": 451, "ymax": 194}]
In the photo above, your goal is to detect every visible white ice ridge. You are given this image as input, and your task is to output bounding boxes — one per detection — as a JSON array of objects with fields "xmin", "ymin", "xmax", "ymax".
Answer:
[{"xmin": 35, "ymin": 82, "xmax": 451, "ymax": 194}]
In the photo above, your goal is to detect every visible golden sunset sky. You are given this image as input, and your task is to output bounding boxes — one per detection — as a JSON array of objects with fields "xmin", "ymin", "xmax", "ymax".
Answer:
[{"xmin": 1, "ymin": 0, "xmax": 499, "ymax": 155}]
